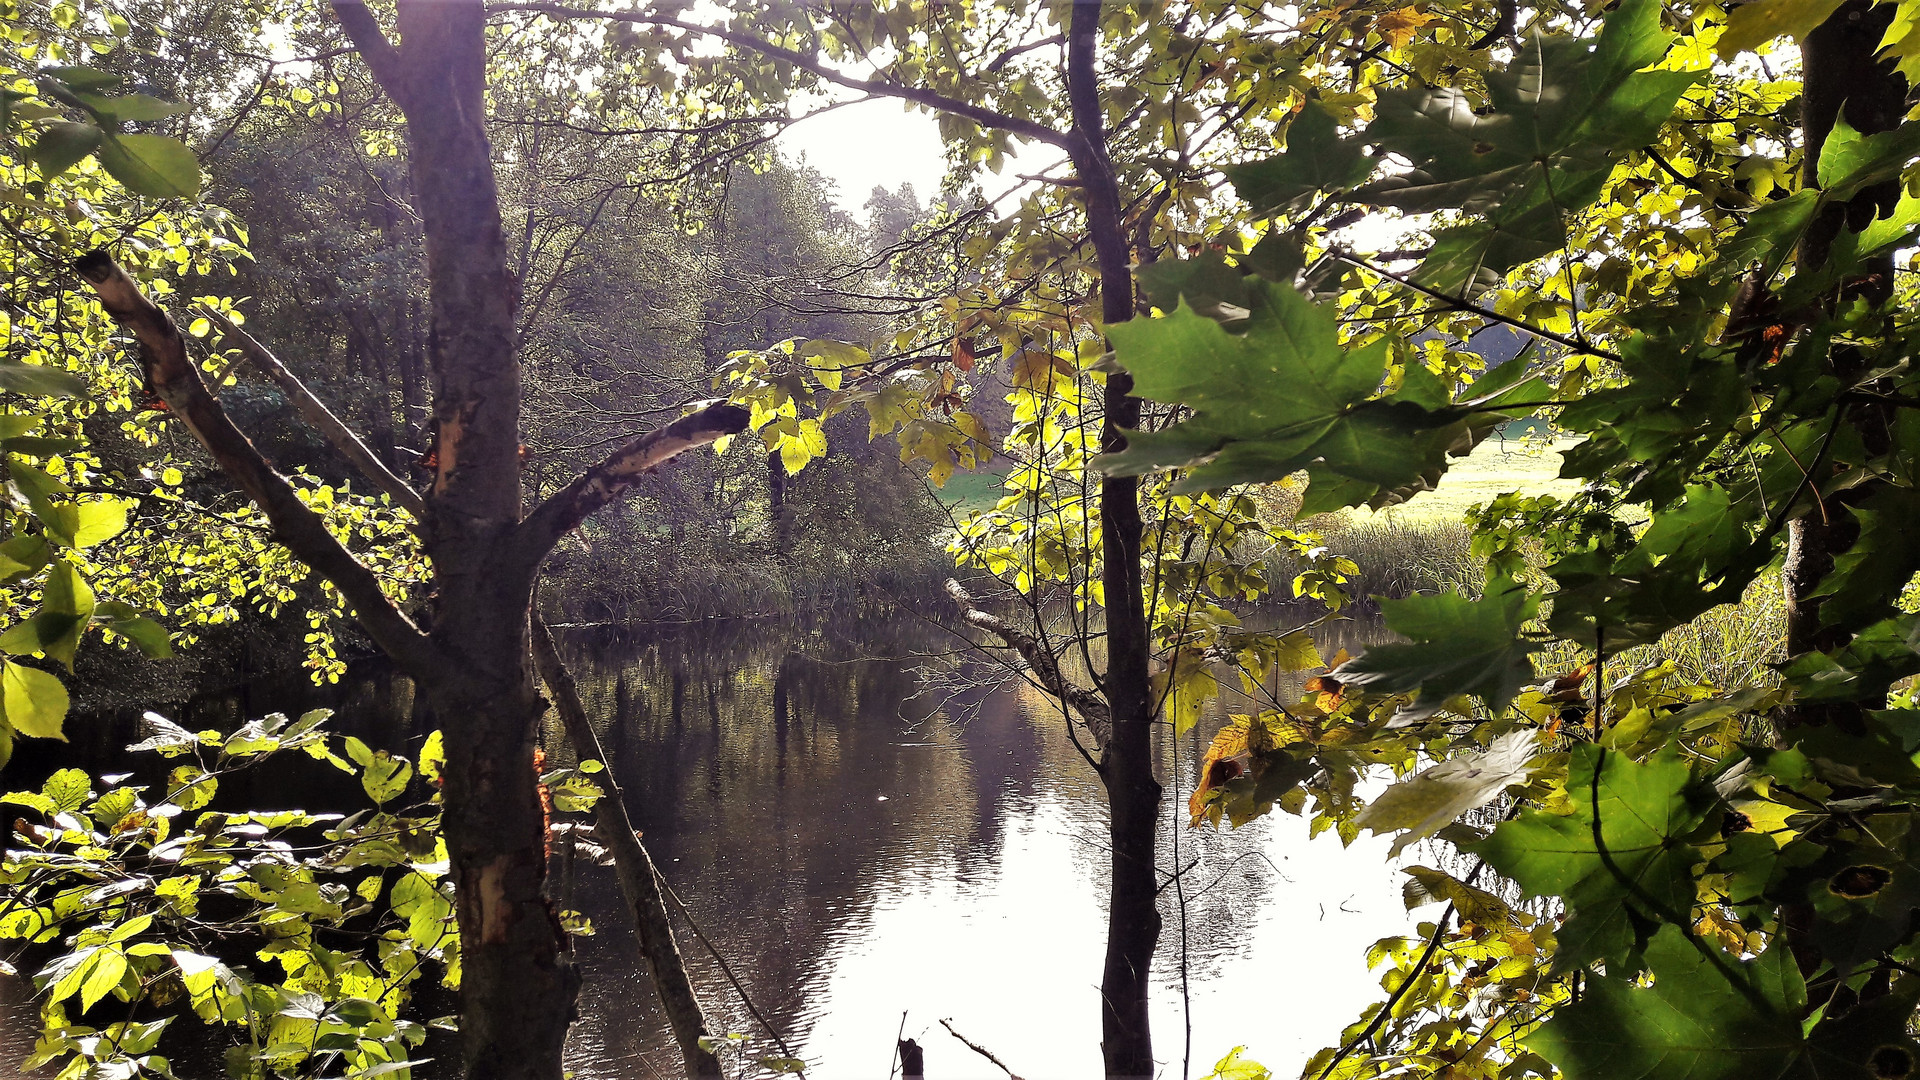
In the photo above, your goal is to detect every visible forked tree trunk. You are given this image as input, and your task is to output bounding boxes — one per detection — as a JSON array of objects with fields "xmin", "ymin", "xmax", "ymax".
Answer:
[
  {"xmin": 339, "ymin": 6, "xmax": 577, "ymax": 1077},
  {"xmin": 1065, "ymin": 1, "xmax": 1162, "ymax": 1074},
  {"xmin": 85, "ymin": 5, "xmax": 748, "ymax": 1078}
]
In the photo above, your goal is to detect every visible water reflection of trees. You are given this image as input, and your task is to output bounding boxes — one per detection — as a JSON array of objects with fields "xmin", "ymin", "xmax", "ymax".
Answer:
[
  {"xmin": 11, "ymin": 610, "xmax": 1402, "ymax": 1077},
  {"xmin": 551, "ymin": 614, "xmax": 1308, "ymax": 1074},
  {"xmin": 557, "ymin": 617, "xmax": 1050, "ymax": 1074}
]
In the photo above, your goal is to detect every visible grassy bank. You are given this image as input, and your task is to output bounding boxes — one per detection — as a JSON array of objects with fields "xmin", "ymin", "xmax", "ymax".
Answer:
[{"xmin": 1358, "ymin": 434, "xmax": 1583, "ymax": 526}]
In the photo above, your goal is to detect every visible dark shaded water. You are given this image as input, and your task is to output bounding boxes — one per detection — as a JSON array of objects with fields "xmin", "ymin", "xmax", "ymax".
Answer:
[{"xmin": 3, "ymin": 614, "xmax": 1418, "ymax": 1079}]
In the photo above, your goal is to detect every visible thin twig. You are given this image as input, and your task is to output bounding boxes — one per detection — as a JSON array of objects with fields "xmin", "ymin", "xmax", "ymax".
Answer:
[
  {"xmin": 888, "ymin": 1011, "xmax": 907, "ymax": 1080},
  {"xmin": 938, "ymin": 1019, "xmax": 1024, "ymax": 1080},
  {"xmin": 656, "ymin": 873, "xmax": 806, "ymax": 1068},
  {"xmin": 1330, "ymin": 248, "xmax": 1623, "ymax": 363}
]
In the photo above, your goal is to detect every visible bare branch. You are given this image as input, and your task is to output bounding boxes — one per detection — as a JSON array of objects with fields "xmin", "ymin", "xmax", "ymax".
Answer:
[
  {"xmin": 73, "ymin": 251, "xmax": 443, "ymax": 678},
  {"xmin": 939, "ymin": 1019, "xmax": 1025, "ymax": 1080},
  {"xmin": 195, "ymin": 305, "xmax": 427, "ymax": 519},
  {"xmin": 943, "ymin": 578, "xmax": 1111, "ymax": 749},
  {"xmin": 490, "ymin": 2, "xmax": 1072, "ymax": 150},
  {"xmin": 984, "ymin": 33, "xmax": 1064, "ymax": 74},
  {"xmin": 1328, "ymin": 247, "xmax": 1624, "ymax": 362},
  {"xmin": 517, "ymin": 402, "xmax": 750, "ymax": 557}
]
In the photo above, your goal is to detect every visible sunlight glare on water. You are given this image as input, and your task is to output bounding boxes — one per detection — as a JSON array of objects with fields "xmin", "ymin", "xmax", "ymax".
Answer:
[{"xmin": 555, "ymin": 617, "xmax": 1414, "ymax": 1080}]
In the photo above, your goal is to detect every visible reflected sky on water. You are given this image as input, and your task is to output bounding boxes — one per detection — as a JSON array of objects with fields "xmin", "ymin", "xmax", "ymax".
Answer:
[
  {"xmin": 2, "ymin": 613, "xmax": 1423, "ymax": 1080},
  {"xmin": 553, "ymin": 615, "xmax": 1414, "ymax": 1079}
]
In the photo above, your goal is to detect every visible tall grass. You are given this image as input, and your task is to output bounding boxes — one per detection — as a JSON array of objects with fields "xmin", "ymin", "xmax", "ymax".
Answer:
[
  {"xmin": 1260, "ymin": 501, "xmax": 1786, "ymax": 696},
  {"xmin": 1260, "ymin": 516, "xmax": 1482, "ymax": 604},
  {"xmin": 1638, "ymin": 577, "xmax": 1786, "ymax": 690},
  {"xmin": 1529, "ymin": 575, "xmax": 1787, "ymax": 693}
]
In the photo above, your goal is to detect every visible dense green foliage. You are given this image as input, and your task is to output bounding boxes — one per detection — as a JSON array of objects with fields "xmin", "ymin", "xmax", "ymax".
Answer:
[
  {"xmin": 719, "ymin": 0, "xmax": 1920, "ymax": 1077},
  {"xmin": 2, "ymin": 708, "xmax": 607, "ymax": 1079},
  {"xmin": 1091, "ymin": 2, "xmax": 1920, "ymax": 1078},
  {"xmin": 20, "ymin": 0, "xmax": 1920, "ymax": 1077}
]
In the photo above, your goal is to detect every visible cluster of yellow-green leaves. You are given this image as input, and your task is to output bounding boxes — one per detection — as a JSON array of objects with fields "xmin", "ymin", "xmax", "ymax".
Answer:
[
  {"xmin": 2, "ymin": 707, "xmax": 609, "ymax": 1080},
  {"xmin": 4, "ymin": 710, "xmax": 448, "ymax": 1079},
  {"xmin": 0, "ymin": 0, "xmax": 429, "ymax": 713},
  {"xmin": 0, "ymin": 0, "xmax": 200, "ymax": 767}
]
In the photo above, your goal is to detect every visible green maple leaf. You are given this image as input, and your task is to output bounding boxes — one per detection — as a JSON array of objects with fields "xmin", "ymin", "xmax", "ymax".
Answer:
[
  {"xmin": 1101, "ymin": 264, "xmax": 1545, "ymax": 503},
  {"xmin": 1228, "ymin": 0, "xmax": 1697, "ymax": 294},
  {"xmin": 1223, "ymin": 99, "xmax": 1373, "ymax": 217},
  {"xmin": 1808, "ymin": 488, "xmax": 1920, "ymax": 631},
  {"xmin": 1331, "ymin": 577, "xmax": 1541, "ymax": 721},
  {"xmin": 1403, "ymin": 0, "xmax": 1686, "ymax": 172},
  {"xmin": 1530, "ymin": 925, "xmax": 1919, "ymax": 1080},
  {"xmin": 1780, "ymin": 615, "xmax": 1920, "ymax": 704},
  {"xmin": 1816, "ymin": 116, "xmax": 1920, "ymax": 201},
  {"xmin": 1475, "ymin": 746, "xmax": 1712, "ymax": 969},
  {"xmin": 1100, "ymin": 273, "xmax": 1387, "ymax": 491},
  {"xmin": 1548, "ymin": 483, "xmax": 1768, "ymax": 650}
]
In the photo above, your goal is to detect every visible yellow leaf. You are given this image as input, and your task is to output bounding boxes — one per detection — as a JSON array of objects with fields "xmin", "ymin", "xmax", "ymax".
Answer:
[
  {"xmin": 926, "ymin": 454, "xmax": 954, "ymax": 487},
  {"xmin": 1716, "ymin": 0, "xmax": 1843, "ymax": 58},
  {"xmin": 1373, "ymin": 9, "xmax": 1432, "ymax": 48},
  {"xmin": 778, "ymin": 436, "xmax": 812, "ymax": 476},
  {"xmin": 953, "ymin": 410, "xmax": 990, "ymax": 446},
  {"xmin": 1152, "ymin": 647, "xmax": 1219, "ymax": 736},
  {"xmin": 1191, "ymin": 720, "xmax": 1251, "ymax": 826},
  {"xmin": 797, "ymin": 417, "xmax": 827, "ymax": 458},
  {"xmin": 1273, "ymin": 627, "xmax": 1323, "ymax": 672}
]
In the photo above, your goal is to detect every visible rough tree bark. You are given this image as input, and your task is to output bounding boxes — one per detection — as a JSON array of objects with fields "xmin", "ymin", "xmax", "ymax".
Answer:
[
  {"xmin": 459, "ymin": 2, "xmax": 1167, "ymax": 1072},
  {"xmin": 332, "ymin": 8, "xmax": 577, "ymax": 1076},
  {"xmin": 1785, "ymin": 0, "xmax": 1909, "ymax": 729},
  {"xmin": 78, "ymin": 4, "xmax": 749, "ymax": 1077}
]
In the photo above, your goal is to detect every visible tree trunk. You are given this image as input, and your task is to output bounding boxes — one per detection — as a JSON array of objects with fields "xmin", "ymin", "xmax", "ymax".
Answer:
[
  {"xmin": 334, "ymin": 4, "xmax": 575, "ymax": 1077},
  {"xmin": 1780, "ymin": 0, "xmax": 1908, "ymax": 992},
  {"xmin": 84, "ymin": 7, "xmax": 744, "ymax": 1078},
  {"xmin": 1066, "ymin": 2, "xmax": 1161, "ymax": 1075},
  {"xmin": 767, "ymin": 451, "xmax": 789, "ymax": 552},
  {"xmin": 1785, "ymin": 0, "xmax": 1908, "ymax": 729},
  {"xmin": 402, "ymin": 292, "xmax": 426, "ymax": 445},
  {"xmin": 531, "ymin": 619, "xmax": 724, "ymax": 1077}
]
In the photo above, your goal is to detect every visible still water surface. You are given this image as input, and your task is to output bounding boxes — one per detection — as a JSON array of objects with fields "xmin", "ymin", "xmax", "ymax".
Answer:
[{"xmin": 4, "ymin": 613, "xmax": 1420, "ymax": 1079}]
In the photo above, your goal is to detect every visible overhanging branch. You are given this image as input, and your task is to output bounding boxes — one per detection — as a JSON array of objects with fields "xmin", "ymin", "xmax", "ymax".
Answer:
[
  {"xmin": 74, "ymin": 251, "xmax": 444, "ymax": 679},
  {"xmin": 944, "ymin": 578, "xmax": 1112, "ymax": 749},
  {"xmin": 329, "ymin": 0, "xmax": 413, "ymax": 109},
  {"xmin": 517, "ymin": 402, "xmax": 750, "ymax": 559}
]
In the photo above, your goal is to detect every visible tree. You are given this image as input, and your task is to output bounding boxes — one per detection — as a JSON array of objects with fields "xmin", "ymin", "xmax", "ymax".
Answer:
[
  {"xmin": 596, "ymin": 2, "xmax": 1177, "ymax": 1067},
  {"xmin": 1061, "ymin": 0, "xmax": 1920, "ymax": 1077},
  {"xmin": 529, "ymin": 2, "xmax": 1489, "ymax": 1074},
  {"xmin": 76, "ymin": 3, "xmax": 751, "ymax": 1077}
]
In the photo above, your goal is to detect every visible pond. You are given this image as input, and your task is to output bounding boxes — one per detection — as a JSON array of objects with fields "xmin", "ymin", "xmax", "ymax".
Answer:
[{"xmin": 3, "ymin": 611, "xmax": 1424, "ymax": 1080}]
